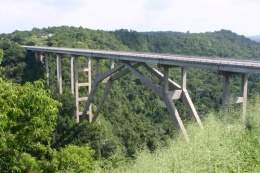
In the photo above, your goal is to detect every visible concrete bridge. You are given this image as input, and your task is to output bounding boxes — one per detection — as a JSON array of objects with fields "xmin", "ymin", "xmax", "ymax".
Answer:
[{"xmin": 23, "ymin": 46, "xmax": 260, "ymax": 141}]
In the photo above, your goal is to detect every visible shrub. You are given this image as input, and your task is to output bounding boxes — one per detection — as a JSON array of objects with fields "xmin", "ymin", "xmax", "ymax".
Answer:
[{"xmin": 51, "ymin": 145, "xmax": 94, "ymax": 173}]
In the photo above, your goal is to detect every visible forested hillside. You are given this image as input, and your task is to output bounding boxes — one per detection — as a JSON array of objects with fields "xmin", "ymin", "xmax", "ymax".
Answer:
[{"xmin": 1, "ymin": 26, "xmax": 260, "ymax": 172}]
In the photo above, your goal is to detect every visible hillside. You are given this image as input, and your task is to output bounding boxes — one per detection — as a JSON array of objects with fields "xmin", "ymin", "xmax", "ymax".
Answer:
[
  {"xmin": 2, "ymin": 27, "xmax": 260, "ymax": 58},
  {"xmin": 1, "ymin": 26, "xmax": 260, "ymax": 172},
  {"xmin": 250, "ymin": 35, "xmax": 260, "ymax": 42},
  {"xmin": 105, "ymin": 101, "xmax": 260, "ymax": 173}
]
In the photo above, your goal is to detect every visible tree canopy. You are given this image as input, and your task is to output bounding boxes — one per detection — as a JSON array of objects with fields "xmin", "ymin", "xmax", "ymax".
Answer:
[{"xmin": 0, "ymin": 79, "xmax": 59, "ymax": 172}]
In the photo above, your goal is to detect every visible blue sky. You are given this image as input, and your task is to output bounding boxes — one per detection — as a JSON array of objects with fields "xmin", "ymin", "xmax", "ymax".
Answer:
[{"xmin": 0, "ymin": 0, "xmax": 259, "ymax": 36}]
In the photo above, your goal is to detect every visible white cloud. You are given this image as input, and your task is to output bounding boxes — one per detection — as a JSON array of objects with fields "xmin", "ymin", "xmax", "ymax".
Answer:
[{"xmin": 0, "ymin": 0, "xmax": 259, "ymax": 35}]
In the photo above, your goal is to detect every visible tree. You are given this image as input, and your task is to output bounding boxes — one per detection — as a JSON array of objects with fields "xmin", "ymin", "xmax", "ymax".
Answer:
[
  {"xmin": 0, "ymin": 79, "xmax": 60, "ymax": 172},
  {"xmin": 0, "ymin": 49, "xmax": 3, "ymax": 77},
  {"xmin": 0, "ymin": 39, "xmax": 26, "ymax": 82}
]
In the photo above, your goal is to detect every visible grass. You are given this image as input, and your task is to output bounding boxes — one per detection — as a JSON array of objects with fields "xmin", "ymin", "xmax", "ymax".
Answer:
[{"xmin": 97, "ymin": 99, "xmax": 260, "ymax": 173}]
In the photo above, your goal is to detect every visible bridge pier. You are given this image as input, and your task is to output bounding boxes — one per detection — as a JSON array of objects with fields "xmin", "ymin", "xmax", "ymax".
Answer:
[
  {"xmin": 44, "ymin": 54, "xmax": 50, "ymax": 86},
  {"xmin": 221, "ymin": 72, "xmax": 248, "ymax": 124},
  {"xmin": 56, "ymin": 55, "xmax": 62, "ymax": 94},
  {"xmin": 37, "ymin": 53, "xmax": 50, "ymax": 86},
  {"xmin": 241, "ymin": 74, "xmax": 248, "ymax": 124},
  {"xmin": 222, "ymin": 72, "xmax": 231, "ymax": 106},
  {"xmin": 162, "ymin": 66, "xmax": 189, "ymax": 141},
  {"xmin": 70, "ymin": 57, "xmax": 75, "ymax": 95}
]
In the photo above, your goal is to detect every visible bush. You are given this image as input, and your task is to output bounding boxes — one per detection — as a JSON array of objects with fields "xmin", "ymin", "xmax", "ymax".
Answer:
[{"xmin": 50, "ymin": 145, "xmax": 94, "ymax": 173}]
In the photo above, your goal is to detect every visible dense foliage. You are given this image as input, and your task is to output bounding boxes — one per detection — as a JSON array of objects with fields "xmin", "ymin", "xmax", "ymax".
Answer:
[
  {"xmin": 1, "ymin": 26, "xmax": 260, "ymax": 172},
  {"xmin": 0, "ymin": 49, "xmax": 3, "ymax": 62},
  {"xmin": 0, "ymin": 80, "xmax": 95, "ymax": 172},
  {"xmin": 0, "ymin": 39, "xmax": 26, "ymax": 82},
  {"xmin": 0, "ymin": 79, "xmax": 59, "ymax": 172},
  {"xmin": 107, "ymin": 100, "xmax": 260, "ymax": 173}
]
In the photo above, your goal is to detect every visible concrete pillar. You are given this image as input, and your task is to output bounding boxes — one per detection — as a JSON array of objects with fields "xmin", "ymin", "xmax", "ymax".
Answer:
[
  {"xmin": 70, "ymin": 57, "xmax": 75, "ymax": 95},
  {"xmin": 74, "ymin": 59, "xmax": 80, "ymax": 123},
  {"xmin": 44, "ymin": 54, "xmax": 49, "ymax": 86},
  {"xmin": 241, "ymin": 74, "xmax": 248, "ymax": 124},
  {"xmin": 111, "ymin": 60, "xmax": 115, "ymax": 69},
  {"xmin": 88, "ymin": 58, "xmax": 93, "ymax": 122},
  {"xmin": 181, "ymin": 67, "xmax": 187, "ymax": 90},
  {"xmin": 163, "ymin": 66, "xmax": 189, "ymax": 142},
  {"xmin": 223, "ymin": 72, "xmax": 230, "ymax": 106},
  {"xmin": 56, "ymin": 55, "xmax": 62, "ymax": 94}
]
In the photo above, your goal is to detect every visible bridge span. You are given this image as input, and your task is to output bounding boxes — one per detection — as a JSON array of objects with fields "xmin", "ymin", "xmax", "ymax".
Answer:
[{"xmin": 23, "ymin": 45, "xmax": 260, "ymax": 141}]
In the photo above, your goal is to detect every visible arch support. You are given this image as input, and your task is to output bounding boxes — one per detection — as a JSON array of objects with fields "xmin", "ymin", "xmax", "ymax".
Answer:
[
  {"xmin": 80, "ymin": 62, "xmax": 204, "ymax": 141},
  {"xmin": 181, "ymin": 67, "xmax": 203, "ymax": 129}
]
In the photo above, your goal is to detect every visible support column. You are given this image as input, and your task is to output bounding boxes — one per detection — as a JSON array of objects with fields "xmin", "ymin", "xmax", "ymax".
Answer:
[
  {"xmin": 70, "ymin": 57, "xmax": 75, "ymax": 95},
  {"xmin": 241, "ymin": 73, "xmax": 248, "ymax": 124},
  {"xmin": 223, "ymin": 72, "xmax": 230, "ymax": 106},
  {"xmin": 181, "ymin": 67, "xmax": 187, "ymax": 89},
  {"xmin": 74, "ymin": 59, "xmax": 80, "ymax": 123},
  {"xmin": 111, "ymin": 60, "xmax": 115, "ymax": 69},
  {"xmin": 88, "ymin": 58, "xmax": 93, "ymax": 122},
  {"xmin": 43, "ymin": 54, "xmax": 49, "ymax": 86},
  {"xmin": 162, "ymin": 66, "xmax": 189, "ymax": 142},
  {"xmin": 56, "ymin": 55, "xmax": 62, "ymax": 94},
  {"xmin": 181, "ymin": 67, "xmax": 203, "ymax": 129}
]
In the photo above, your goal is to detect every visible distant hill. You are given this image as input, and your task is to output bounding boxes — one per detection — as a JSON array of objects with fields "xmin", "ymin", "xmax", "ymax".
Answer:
[
  {"xmin": 249, "ymin": 35, "xmax": 260, "ymax": 42},
  {"xmin": 1, "ymin": 27, "xmax": 260, "ymax": 59}
]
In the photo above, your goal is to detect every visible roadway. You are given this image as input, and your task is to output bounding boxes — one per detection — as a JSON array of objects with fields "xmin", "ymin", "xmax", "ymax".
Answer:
[{"xmin": 23, "ymin": 46, "xmax": 260, "ymax": 74}]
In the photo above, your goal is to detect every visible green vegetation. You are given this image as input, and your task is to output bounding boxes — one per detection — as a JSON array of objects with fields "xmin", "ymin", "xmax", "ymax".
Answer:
[
  {"xmin": 0, "ymin": 48, "xmax": 3, "ymax": 62},
  {"xmin": 0, "ymin": 39, "xmax": 26, "ymax": 82},
  {"xmin": 105, "ymin": 101, "xmax": 260, "ymax": 173},
  {"xmin": 0, "ymin": 79, "xmax": 95, "ymax": 172},
  {"xmin": 50, "ymin": 145, "xmax": 94, "ymax": 173},
  {"xmin": 0, "ymin": 26, "xmax": 260, "ymax": 172},
  {"xmin": 0, "ymin": 79, "xmax": 59, "ymax": 172}
]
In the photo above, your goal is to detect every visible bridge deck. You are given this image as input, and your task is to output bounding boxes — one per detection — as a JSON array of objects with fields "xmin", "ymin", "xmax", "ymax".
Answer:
[{"xmin": 23, "ymin": 46, "xmax": 260, "ymax": 74}]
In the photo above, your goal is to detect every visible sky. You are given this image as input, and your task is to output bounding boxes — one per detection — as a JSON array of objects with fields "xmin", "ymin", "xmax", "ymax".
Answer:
[{"xmin": 0, "ymin": 0, "xmax": 259, "ymax": 36}]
